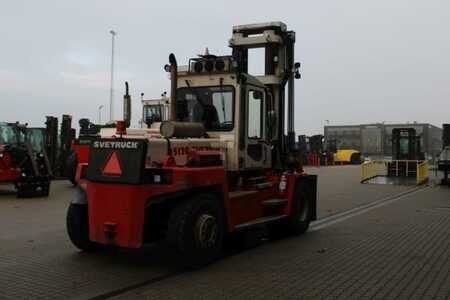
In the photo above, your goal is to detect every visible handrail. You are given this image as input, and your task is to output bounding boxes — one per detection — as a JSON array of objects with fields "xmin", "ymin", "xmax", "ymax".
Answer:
[
  {"xmin": 360, "ymin": 160, "xmax": 386, "ymax": 182},
  {"xmin": 361, "ymin": 159, "xmax": 429, "ymax": 185}
]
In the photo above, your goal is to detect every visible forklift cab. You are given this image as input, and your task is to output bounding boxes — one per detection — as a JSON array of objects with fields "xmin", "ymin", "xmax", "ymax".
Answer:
[
  {"xmin": 26, "ymin": 128, "xmax": 46, "ymax": 154},
  {"xmin": 142, "ymin": 97, "xmax": 170, "ymax": 128},
  {"xmin": 174, "ymin": 70, "xmax": 273, "ymax": 171},
  {"xmin": 0, "ymin": 122, "xmax": 22, "ymax": 145},
  {"xmin": 392, "ymin": 128, "xmax": 424, "ymax": 161},
  {"xmin": 242, "ymin": 78, "xmax": 271, "ymax": 169}
]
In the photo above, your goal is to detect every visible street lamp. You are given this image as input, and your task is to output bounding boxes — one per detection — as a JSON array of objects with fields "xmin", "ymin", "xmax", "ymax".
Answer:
[
  {"xmin": 98, "ymin": 105, "xmax": 104, "ymax": 124},
  {"xmin": 109, "ymin": 30, "xmax": 117, "ymax": 122}
]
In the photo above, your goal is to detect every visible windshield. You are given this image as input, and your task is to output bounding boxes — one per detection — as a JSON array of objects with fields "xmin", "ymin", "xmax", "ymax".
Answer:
[
  {"xmin": 143, "ymin": 105, "xmax": 164, "ymax": 123},
  {"xmin": 27, "ymin": 129, "xmax": 45, "ymax": 153},
  {"xmin": 176, "ymin": 86, "xmax": 234, "ymax": 131},
  {"xmin": 0, "ymin": 123, "xmax": 18, "ymax": 144}
]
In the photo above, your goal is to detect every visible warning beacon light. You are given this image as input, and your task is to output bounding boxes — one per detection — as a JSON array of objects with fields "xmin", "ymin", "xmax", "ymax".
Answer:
[{"xmin": 116, "ymin": 120, "xmax": 126, "ymax": 136}]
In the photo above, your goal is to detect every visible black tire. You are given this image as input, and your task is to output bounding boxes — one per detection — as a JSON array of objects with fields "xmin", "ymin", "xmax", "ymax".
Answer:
[
  {"xmin": 16, "ymin": 180, "xmax": 50, "ymax": 198},
  {"xmin": 167, "ymin": 193, "xmax": 225, "ymax": 269},
  {"xmin": 39, "ymin": 181, "xmax": 50, "ymax": 197},
  {"xmin": 66, "ymin": 152, "xmax": 78, "ymax": 185},
  {"xmin": 288, "ymin": 180, "xmax": 313, "ymax": 235},
  {"xmin": 350, "ymin": 153, "xmax": 361, "ymax": 165},
  {"xmin": 269, "ymin": 180, "xmax": 312, "ymax": 238},
  {"xmin": 67, "ymin": 203, "xmax": 102, "ymax": 252},
  {"xmin": 16, "ymin": 182, "xmax": 32, "ymax": 198}
]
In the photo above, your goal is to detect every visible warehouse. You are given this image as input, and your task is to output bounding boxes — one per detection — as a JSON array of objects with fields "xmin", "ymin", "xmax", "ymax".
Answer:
[{"xmin": 324, "ymin": 123, "xmax": 442, "ymax": 161}]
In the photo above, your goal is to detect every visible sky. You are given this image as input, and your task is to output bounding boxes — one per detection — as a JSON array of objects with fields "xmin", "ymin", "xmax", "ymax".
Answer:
[{"xmin": 0, "ymin": 0, "xmax": 449, "ymax": 135}]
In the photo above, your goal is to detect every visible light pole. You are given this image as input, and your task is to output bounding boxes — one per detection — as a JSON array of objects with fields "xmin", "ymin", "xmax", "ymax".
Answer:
[
  {"xmin": 109, "ymin": 30, "xmax": 117, "ymax": 122},
  {"xmin": 98, "ymin": 105, "xmax": 104, "ymax": 124}
]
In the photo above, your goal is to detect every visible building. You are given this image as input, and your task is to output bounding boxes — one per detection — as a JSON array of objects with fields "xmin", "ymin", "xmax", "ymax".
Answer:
[{"xmin": 324, "ymin": 123, "xmax": 442, "ymax": 161}]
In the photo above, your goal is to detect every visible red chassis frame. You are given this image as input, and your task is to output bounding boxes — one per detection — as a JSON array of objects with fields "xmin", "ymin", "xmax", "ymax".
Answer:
[
  {"xmin": 0, "ymin": 150, "xmax": 21, "ymax": 182},
  {"xmin": 79, "ymin": 156, "xmax": 311, "ymax": 249},
  {"xmin": 71, "ymin": 141, "xmax": 90, "ymax": 165}
]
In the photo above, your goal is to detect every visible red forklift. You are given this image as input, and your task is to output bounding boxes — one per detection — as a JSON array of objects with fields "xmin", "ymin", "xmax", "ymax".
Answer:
[
  {"xmin": 66, "ymin": 118, "xmax": 103, "ymax": 185},
  {"xmin": 66, "ymin": 83, "xmax": 167, "ymax": 184},
  {"xmin": 0, "ymin": 122, "xmax": 52, "ymax": 197},
  {"xmin": 67, "ymin": 22, "xmax": 317, "ymax": 268}
]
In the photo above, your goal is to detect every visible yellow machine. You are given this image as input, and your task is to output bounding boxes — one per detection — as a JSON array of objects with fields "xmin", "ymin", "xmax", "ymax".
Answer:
[
  {"xmin": 361, "ymin": 128, "xmax": 428, "ymax": 185},
  {"xmin": 334, "ymin": 149, "xmax": 361, "ymax": 165}
]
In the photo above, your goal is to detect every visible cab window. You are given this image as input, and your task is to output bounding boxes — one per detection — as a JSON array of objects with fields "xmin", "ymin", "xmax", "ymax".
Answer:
[
  {"xmin": 176, "ymin": 86, "xmax": 234, "ymax": 131},
  {"xmin": 248, "ymin": 90, "xmax": 263, "ymax": 139}
]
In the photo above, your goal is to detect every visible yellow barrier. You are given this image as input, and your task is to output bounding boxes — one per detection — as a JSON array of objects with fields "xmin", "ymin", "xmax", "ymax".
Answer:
[
  {"xmin": 360, "ymin": 160, "xmax": 387, "ymax": 182},
  {"xmin": 361, "ymin": 160, "xmax": 429, "ymax": 185},
  {"xmin": 416, "ymin": 161, "xmax": 429, "ymax": 185}
]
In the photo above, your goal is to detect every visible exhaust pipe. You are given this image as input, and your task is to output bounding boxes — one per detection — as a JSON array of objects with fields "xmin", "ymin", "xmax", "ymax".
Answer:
[
  {"xmin": 123, "ymin": 81, "xmax": 131, "ymax": 127},
  {"xmin": 168, "ymin": 54, "xmax": 178, "ymax": 121}
]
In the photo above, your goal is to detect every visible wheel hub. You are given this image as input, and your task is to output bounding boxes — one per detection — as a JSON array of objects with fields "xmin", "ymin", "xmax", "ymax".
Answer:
[{"xmin": 195, "ymin": 214, "xmax": 218, "ymax": 248}]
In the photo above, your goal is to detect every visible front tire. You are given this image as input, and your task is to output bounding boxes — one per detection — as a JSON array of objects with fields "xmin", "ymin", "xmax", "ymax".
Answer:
[
  {"xmin": 269, "ymin": 179, "xmax": 312, "ymax": 238},
  {"xmin": 16, "ymin": 180, "xmax": 50, "ymax": 198},
  {"xmin": 67, "ymin": 203, "xmax": 102, "ymax": 252},
  {"xmin": 288, "ymin": 180, "xmax": 313, "ymax": 235},
  {"xmin": 167, "ymin": 193, "xmax": 225, "ymax": 269}
]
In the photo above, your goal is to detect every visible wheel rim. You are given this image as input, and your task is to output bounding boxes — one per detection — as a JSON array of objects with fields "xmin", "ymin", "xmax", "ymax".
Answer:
[{"xmin": 195, "ymin": 214, "xmax": 218, "ymax": 248}]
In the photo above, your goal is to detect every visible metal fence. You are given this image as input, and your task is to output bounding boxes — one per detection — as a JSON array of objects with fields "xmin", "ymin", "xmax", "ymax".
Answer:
[{"xmin": 361, "ymin": 160, "xmax": 429, "ymax": 185}]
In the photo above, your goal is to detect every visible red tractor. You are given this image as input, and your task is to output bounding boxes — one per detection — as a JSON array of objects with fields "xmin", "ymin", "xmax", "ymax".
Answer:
[
  {"xmin": 67, "ymin": 22, "xmax": 317, "ymax": 268},
  {"xmin": 0, "ymin": 122, "xmax": 51, "ymax": 197}
]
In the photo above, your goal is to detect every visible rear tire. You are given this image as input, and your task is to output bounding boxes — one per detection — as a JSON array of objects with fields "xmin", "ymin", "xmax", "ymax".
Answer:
[
  {"xmin": 167, "ymin": 193, "xmax": 225, "ymax": 269},
  {"xmin": 67, "ymin": 203, "xmax": 102, "ymax": 252}
]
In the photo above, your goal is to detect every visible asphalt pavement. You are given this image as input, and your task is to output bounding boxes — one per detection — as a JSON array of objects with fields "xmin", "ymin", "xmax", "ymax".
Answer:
[{"xmin": 0, "ymin": 166, "xmax": 447, "ymax": 300}]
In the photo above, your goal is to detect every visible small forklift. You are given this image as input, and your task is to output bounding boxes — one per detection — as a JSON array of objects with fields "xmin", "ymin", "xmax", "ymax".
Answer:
[
  {"xmin": 67, "ymin": 22, "xmax": 317, "ymax": 268},
  {"xmin": 66, "ymin": 84, "xmax": 169, "ymax": 184},
  {"xmin": 0, "ymin": 122, "xmax": 52, "ymax": 197},
  {"xmin": 141, "ymin": 91, "xmax": 170, "ymax": 128},
  {"xmin": 361, "ymin": 128, "xmax": 428, "ymax": 185}
]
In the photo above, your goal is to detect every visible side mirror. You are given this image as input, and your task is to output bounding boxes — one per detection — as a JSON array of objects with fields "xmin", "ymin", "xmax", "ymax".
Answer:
[{"xmin": 294, "ymin": 62, "xmax": 301, "ymax": 79}]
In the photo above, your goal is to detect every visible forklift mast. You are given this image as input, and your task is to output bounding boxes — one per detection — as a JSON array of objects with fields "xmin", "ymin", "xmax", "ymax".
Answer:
[
  {"xmin": 45, "ymin": 116, "xmax": 58, "ymax": 173},
  {"xmin": 59, "ymin": 114, "xmax": 73, "ymax": 177},
  {"xmin": 229, "ymin": 22, "xmax": 300, "ymax": 168}
]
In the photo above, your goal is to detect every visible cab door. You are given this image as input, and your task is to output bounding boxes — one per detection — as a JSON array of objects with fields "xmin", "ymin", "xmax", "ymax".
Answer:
[{"xmin": 244, "ymin": 87, "xmax": 269, "ymax": 169}]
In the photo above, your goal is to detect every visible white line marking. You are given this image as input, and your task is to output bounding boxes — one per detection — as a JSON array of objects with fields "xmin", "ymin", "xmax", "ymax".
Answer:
[{"xmin": 310, "ymin": 185, "xmax": 432, "ymax": 231}]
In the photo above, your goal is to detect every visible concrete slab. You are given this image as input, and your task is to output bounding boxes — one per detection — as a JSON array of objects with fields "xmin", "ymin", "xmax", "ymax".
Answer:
[
  {"xmin": 0, "ymin": 166, "xmax": 445, "ymax": 299},
  {"xmin": 112, "ymin": 186, "xmax": 450, "ymax": 300},
  {"xmin": 304, "ymin": 165, "xmax": 413, "ymax": 218}
]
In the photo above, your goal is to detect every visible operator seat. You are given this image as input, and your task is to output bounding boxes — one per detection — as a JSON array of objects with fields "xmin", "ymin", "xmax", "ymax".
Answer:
[{"xmin": 202, "ymin": 105, "xmax": 219, "ymax": 129}]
